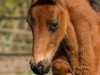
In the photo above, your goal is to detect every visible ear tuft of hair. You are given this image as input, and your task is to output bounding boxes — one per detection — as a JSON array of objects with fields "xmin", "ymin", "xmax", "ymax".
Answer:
[
  {"xmin": 38, "ymin": 0, "xmax": 54, "ymax": 1},
  {"xmin": 32, "ymin": 0, "xmax": 56, "ymax": 4},
  {"xmin": 32, "ymin": 0, "xmax": 56, "ymax": 5}
]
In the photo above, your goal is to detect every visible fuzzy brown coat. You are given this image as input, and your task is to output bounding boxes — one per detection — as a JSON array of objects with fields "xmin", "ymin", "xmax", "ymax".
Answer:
[
  {"xmin": 52, "ymin": 0, "xmax": 100, "ymax": 75},
  {"xmin": 30, "ymin": 0, "xmax": 100, "ymax": 75}
]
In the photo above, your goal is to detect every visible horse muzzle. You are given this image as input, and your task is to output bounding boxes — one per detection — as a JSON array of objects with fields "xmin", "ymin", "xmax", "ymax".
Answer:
[{"xmin": 29, "ymin": 60, "xmax": 51, "ymax": 75}]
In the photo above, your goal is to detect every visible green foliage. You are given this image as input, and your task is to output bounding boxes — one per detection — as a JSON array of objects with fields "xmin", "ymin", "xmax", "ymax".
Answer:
[
  {"xmin": 0, "ymin": 0, "xmax": 32, "ymax": 54},
  {"xmin": 0, "ymin": 0, "xmax": 31, "ymax": 15}
]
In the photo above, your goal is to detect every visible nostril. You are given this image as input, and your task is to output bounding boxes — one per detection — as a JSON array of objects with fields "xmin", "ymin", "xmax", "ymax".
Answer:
[
  {"xmin": 37, "ymin": 65, "xmax": 43, "ymax": 74},
  {"xmin": 38, "ymin": 61, "xmax": 44, "ymax": 67},
  {"xmin": 38, "ymin": 61, "xmax": 51, "ymax": 74},
  {"xmin": 30, "ymin": 64, "xmax": 43, "ymax": 74},
  {"xmin": 29, "ymin": 61, "xmax": 44, "ymax": 74}
]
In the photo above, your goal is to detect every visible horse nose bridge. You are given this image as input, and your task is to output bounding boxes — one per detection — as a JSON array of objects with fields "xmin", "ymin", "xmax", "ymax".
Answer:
[
  {"xmin": 32, "ymin": 37, "xmax": 50, "ymax": 64},
  {"xmin": 32, "ymin": 53, "xmax": 44, "ymax": 65},
  {"xmin": 32, "ymin": 44, "xmax": 47, "ymax": 64},
  {"xmin": 33, "ymin": 34, "xmax": 49, "ymax": 50}
]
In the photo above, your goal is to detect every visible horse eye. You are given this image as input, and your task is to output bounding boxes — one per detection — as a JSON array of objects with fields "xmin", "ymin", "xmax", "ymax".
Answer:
[{"xmin": 48, "ymin": 21, "xmax": 58, "ymax": 32}]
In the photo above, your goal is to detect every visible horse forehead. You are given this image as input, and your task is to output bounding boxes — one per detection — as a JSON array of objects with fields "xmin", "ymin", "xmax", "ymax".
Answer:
[{"xmin": 31, "ymin": 5, "xmax": 59, "ymax": 19}]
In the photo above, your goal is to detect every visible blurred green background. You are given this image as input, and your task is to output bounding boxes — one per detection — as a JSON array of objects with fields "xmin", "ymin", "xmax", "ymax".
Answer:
[{"xmin": 0, "ymin": 0, "xmax": 33, "ymax": 75}]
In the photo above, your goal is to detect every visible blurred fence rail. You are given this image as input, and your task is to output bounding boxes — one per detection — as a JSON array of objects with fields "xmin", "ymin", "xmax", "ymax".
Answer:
[
  {"xmin": 0, "ymin": 28, "xmax": 32, "ymax": 35},
  {"xmin": 0, "ymin": 16, "xmax": 27, "ymax": 20},
  {"xmin": 0, "ymin": 16, "xmax": 32, "ymax": 55}
]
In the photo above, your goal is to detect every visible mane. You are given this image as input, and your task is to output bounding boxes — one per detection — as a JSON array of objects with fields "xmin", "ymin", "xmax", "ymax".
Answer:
[
  {"xmin": 89, "ymin": 0, "xmax": 100, "ymax": 11},
  {"xmin": 30, "ymin": 0, "xmax": 67, "ymax": 8}
]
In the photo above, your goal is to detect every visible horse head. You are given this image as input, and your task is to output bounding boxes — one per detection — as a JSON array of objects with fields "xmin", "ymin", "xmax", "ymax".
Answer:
[{"xmin": 27, "ymin": 0, "xmax": 71, "ymax": 74}]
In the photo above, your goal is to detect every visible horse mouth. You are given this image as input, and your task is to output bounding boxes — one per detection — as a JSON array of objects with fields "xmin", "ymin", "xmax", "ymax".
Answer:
[{"xmin": 29, "ymin": 60, "xmax": 51, "ymax": 75}]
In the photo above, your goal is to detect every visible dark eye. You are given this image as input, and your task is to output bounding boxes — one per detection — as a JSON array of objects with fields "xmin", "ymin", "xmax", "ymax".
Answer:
[{"xmin": 48, "ymin": 20, "xmax": 58, "ymax": 32}]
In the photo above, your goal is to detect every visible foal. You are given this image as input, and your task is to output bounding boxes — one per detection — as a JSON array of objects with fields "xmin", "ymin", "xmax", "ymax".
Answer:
[{"xmin": 27, "ymin": 0, "xmax": 100, "ymax": 75}]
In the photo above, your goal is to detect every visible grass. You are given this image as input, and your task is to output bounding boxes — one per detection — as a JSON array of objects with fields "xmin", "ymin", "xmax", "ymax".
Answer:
[{"xmin": 16, "ymin": 72, "xmax": 33, "ymax": 75}]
